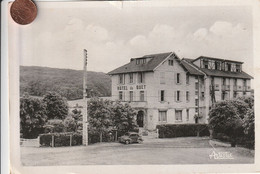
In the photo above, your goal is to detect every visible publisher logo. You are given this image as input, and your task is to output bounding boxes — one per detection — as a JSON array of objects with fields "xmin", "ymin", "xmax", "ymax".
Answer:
[{"xmin": 209, "ymin": 151, "xmax": 233, "ymax": 160}]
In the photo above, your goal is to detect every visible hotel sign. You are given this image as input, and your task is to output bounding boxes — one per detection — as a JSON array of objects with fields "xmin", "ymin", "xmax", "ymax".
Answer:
[{"xmin": 117, "ymin": 85, "xmax": 146, "ymax": 90}]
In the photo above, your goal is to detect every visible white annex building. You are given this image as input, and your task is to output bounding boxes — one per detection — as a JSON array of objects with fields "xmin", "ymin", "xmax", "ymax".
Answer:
[{"xmin": 108, "ymin": 52, "xmax": 253, "ymax": 131}]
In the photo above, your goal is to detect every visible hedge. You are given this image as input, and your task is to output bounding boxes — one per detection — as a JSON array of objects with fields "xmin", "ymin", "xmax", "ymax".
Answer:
[
  {"xmin": 39, "ymin": 132, "xmax": 82, "ymax": 147},
  {"xmin": 156, "ymin": 124, "xmax": 210, "ymax": 138}
]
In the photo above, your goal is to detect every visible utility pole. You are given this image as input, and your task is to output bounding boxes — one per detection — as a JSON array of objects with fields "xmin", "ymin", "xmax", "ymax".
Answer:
[{"xmin": 83, "ymin": 49, "xmax": 88, "ymax": 145}]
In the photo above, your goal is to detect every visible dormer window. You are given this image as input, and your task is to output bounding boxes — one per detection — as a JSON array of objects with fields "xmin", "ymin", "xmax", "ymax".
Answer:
[
  {"xmin": 136, "ymin": 58, "xmax": 146, "ymax": 65},
  {"xmin": 227, "ymin": 63, "xmax": 232, "ymax": 71},
  {"xmin": 215, "ymin": 61, "xmax": 221, "ymax": 70},
  {"xmin": 236, "ymin": 64, "xmax": 241, "ymax": 72},
  {"xmin": 203, "ymin": 60, "xmax": 208, "ymax": 69}
]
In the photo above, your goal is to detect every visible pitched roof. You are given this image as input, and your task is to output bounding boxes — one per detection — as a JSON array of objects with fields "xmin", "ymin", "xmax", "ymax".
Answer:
[
  {"xmin": 183, "ymin": 57, "xmax": 253, "ymax": 79},
  {"xmin": 108, "ymin": 52, "xmax": 173, "ymax": 75},
  {"xmin": 180, "ymin": 60, "xmax": 204, "ymax": 76},
  {"xmin": 199, "ymin": 68, "xmax": 253, "ymax": 79},
  {"xmin": 193, "ymin": 56, "xmax": 243, "ymax": 64}
]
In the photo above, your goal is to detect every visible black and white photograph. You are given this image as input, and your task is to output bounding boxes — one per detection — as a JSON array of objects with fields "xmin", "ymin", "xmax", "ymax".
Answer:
[{"xmin": 4, "ymin": 0, "xmax": 260, "ymax": 173}]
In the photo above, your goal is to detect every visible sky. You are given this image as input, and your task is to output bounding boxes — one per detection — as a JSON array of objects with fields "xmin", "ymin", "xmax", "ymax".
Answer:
[{"xmin": 18, "ymin": 2, "xmax": 253, "ymax": 77}]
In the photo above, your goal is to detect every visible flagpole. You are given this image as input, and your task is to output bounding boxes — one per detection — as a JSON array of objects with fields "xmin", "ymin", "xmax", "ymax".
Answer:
[{"xmin": 83, "ymin": 49, "xmax": 88, "ymax": 145}]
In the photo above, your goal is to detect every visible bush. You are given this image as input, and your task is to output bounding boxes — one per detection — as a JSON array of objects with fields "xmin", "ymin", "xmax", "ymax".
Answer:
[
  {"xmin": 44, "ymin": 119, "xmax": 64, "ymax": 133},
  {"xmin": 39, "ymin": 132, "xmax": 82, "ymax": 147},
  {"xmin": 63, "ymin": 116, "xmax": 77, "ymax": 132},
  {"xmin": 156, "ymin": 124, "xmax": 209, "ymax": 138}
]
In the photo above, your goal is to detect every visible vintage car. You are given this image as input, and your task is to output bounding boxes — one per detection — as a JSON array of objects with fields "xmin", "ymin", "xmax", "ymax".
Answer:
[{"xmin": 118, "ymin": 132, "xmax": 143, "ymax": 144}]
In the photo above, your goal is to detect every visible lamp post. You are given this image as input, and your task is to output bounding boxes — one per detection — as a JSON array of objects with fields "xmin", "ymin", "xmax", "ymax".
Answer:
[{"xmin": 83, "ymin": 49, "xmax": 88, "ymax": 145}]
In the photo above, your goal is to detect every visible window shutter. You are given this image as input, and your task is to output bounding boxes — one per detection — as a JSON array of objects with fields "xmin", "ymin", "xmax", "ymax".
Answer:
[
  {"xmin": 180, "ymin": 91, "xmax": 182, "ymax": 102},
  {"xmin": 133, "ymin": 91, "xmax": 136, "ymax": 101},
  {"xmin": 175, "ymin": 73, "xmax": 177, "ymax": 84},
  {"xmin": 123, "ymin": 91, "xmax": 125, "ymax": 101},
  {"xmin": 164, "ymin": 90, "xmax": 166, "ymax": 102},
  {"xmin": 158, "ymin": 90, "xmax": 161, "ymax": 101},
  {"xmin": 143, "ymin": 73, "xmax": 145, "ymax": 83},
  {"xmin": 144, "ymin": 91, "xmax": 147, "ymax": 101},
  {"xmin": 174, "ymin": 91, "xmax": 177, "ymax": 102}
]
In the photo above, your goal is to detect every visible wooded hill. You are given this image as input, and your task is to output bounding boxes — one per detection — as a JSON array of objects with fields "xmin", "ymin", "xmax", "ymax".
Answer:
[{"xmin": 20, "ymin": 66, "xmax": 111, "ymax": 100}]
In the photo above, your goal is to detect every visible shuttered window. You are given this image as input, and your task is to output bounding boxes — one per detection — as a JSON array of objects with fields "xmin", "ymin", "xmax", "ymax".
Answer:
[
  {"xmin": 160, "ymin": 90, "xmax": 165, "ymax": 102},
  {"xmin": 175, "ymin": 110, "xmax": 182, "ymax": 121},
  {"xmin": 119, "ymin": 91, "xmax": 123, "ymax": 100},
  {"xmin": 175, "ymin": 91, "xmax": 181, "ymax": 102},
  {"xmin": 140, "ymin": 91, "xmax": 145, "ymax": 101},
  {"xmin": 186, "ymin": 91, "xmax": 189, "ymax": 102},
  {"xmin": 129, "ymin": 91, "xmax": 133, "ymax": 102},
  {"xmin": 176, "ymin": 73, "xmax": 181, "ymax": 84},
  {"xmin": 159, "ymin": 111, "xmax": 167, "ymax": 122}
]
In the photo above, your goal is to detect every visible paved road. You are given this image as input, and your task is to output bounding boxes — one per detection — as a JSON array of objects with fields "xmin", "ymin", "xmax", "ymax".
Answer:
[{"xmin": 21, "ymin": 137, "xmax": 254, "ymax": 165}]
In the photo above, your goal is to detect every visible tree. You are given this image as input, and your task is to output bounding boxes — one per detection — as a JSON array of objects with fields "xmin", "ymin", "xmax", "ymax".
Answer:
[
  {"xmin": 20, "ymin": 93, "xmax": 47, "ymax": 138},
  {"xmin": 43, "ymin": 92, "xmax": 68, "ymax": 120},
  {"xmin": 88, "ymin": 97, "xmax": 113, "ymax": 142},
  {"xmin": 243, "ymin": 108, "xmax": 254, "ymax": 140},
  {"xmin": 63, "ymin": 116, "xmax": 77, "ymax": 132},
  {"xmin": 112, "ymin": 101, "xmax": 137, "ymax": 136},
  {"xmin": 209, "ymin": 98, "xmax": 249, "ymax": 147}
]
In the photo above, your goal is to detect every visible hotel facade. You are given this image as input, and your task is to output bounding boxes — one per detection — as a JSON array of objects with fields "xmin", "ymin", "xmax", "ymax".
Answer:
[{"xmin": 108, "ymin": 52, "xmax": 253, "ymax": 131}]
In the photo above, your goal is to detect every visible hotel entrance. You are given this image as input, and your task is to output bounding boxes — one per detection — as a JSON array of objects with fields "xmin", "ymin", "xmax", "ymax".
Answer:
[{"xmin": 136, "ymin": 110, "xmax": 144, "ymax": 128}]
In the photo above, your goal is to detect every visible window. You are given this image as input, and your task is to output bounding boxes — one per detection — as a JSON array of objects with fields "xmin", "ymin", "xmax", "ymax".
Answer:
[
  {"xmin": 186, "ymin": 74, "xmax": 190, "ymax": 84},
  {"xmin": 195, "ymin": 82, "xmax": 199, "ymax": 90},
  {"xmin": 227, "ymin": 63, "xmax": 232, "ymax": 71},
  {"xmin": 236, "ymin": 64, "xmax": 241, "ymax": 72},
  {"xmin": 175, "ymin": 91, "xmax": 181, "ymax": 102},
  {"xmin": 176, "ymin": 73, "xmax": 180, "ymax": 84},
  {"xmin": 160, "ymin": 90, "xmax": 165, "ymax": 102},
  {"xmin": 129, "ymin": 91, "xmax": 133, "ymax": 102},
  {"xmin": 186, "ymin": 109, "xmax": 189, "ymax": 121},
  {"xmin": 215, "ymin": 61, "xmax": 221, "ymax": 70},
  {"xmin": 175, "ymin": 110, "xmax": 182, "ymax": 121},
  {"xmin": 195, "ymin": 91, "xmax": 198, "ymax": 96},
  {"xmin": 186, "ymin": 91, "xmax": 189, "ymax": 102},
  {"xmin": 138, "ymin": 72, "xmax": 145, "ymax": 83},
  {"xmin": 140, "ymin": 91, "xmax": 145, "ymax": 101},
  {"xmin": 195, "ymin": 99, "xmax": 199, "ymax": 106},
  {"xmin": 119, "ymin": 91, "xmax": 123, "ymax": 100},
  {"xmin": 243, "ymin": 79, "xmax": 247, "ymax": 86},
  {"xmin": 203, "ymin": 60, "xmax": 209, "ymax": 69},
  {"xmin": 195, "ymin": 108, "xmax": 199, "ymax": 113},
  {"xmin": 168, "ymin": 59, "xmax": 174, "ymax": 66},
  {"xmin": 119, "ymin": 74, "xmax": 124, "ymax": 84},
  {"xmin": 222, "ymin": 78, "xmax": 226, "ymax": 85},
  {"xmin": 221, "ymin": 92, "xmax": 225, "ymax": 100},
  {"xmin": 136, "ymin": 58, "xmax": 146, "ymax": 65},
  {"xmin": 201, "ymin": 92, "xmax": 205, "ymax": 98},
  {"xmin": 160, "ymin": 72, "xmax": 165, "ymax": 84},
  {"xmin": 233, "ymin": 91, "xmax": 237, "ymax": 98},
  {"xmin": 243, "ymin": 91, "xmax": 246, "ymax": 95},
  {"xmin": 159, "ymin": 111, "xmax": 167, "ymax": 122},
  {"xmin": 129, "ymin": 73, "xmax": 134, "ymax": 83},
  {"xmin": 234, "ymin": 79, "xmax": 237, "ymax": 86}
]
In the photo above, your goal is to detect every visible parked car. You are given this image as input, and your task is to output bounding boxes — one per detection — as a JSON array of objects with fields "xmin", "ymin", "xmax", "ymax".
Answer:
[{"xmin": 118, "ymin": 132, "xmax": 143, "ymax": 144}]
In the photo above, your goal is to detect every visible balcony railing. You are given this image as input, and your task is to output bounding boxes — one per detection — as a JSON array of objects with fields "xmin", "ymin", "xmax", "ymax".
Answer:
[{"xmin": 222, "ymin": 85, "xmax": 230, "ymax": 91}]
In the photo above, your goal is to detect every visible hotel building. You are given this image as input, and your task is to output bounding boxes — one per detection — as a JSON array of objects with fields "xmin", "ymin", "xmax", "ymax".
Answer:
[{"xmin": 108, "ymin": 52, "xmax": 253, "ymax": 131}]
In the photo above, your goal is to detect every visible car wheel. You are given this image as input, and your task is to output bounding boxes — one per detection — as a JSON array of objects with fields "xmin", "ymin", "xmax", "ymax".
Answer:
[{"xmin": 125, "ymin": 140, "xmax": 130, "ymax": 145}]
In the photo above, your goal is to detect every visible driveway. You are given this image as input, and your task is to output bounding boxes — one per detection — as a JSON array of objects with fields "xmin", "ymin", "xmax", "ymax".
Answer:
[{"xmin": 21, "ymin": 137, "xmax": 254, "ymax": 165}]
